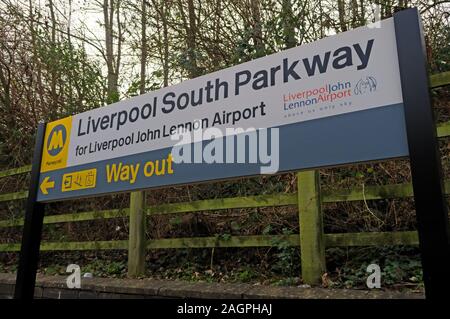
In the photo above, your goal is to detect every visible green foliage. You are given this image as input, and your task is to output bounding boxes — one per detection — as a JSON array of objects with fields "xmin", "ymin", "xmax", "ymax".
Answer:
[
  {"xmin": 273, "ymin": 277, "xmax": 300, "ymax": 286},
  {"xmin": 262, "ymin": 225, "xmax": 272, "ymax": 235},
  {"xmin": 43, "ymin": 224, "xmax": 66, "ymax": 241},
  {"xmin": 83, "ymin": 260, "xmax": 127, "ymax": 278},
  {"xmin": 429, "ymin": 25, "xmax": 450, "ymax": 73},
  {"xmin": 218, "ymin": 233, "xmax": 231, "ymax": 241},
  {"xmin": 382, "ymin": 256, "xmax": 423, "ymax": 285},
  {"xmin": 326, "ymin": 246, "xmax": 423, "ymax": 289},
  {"xmin": 230, "ymin": 33, "xmax": 259, "ymax": 64},
  {"xmin": 169, "ymin": 216, "xmax": 183, "ymax": 226},
  {"xmin": 270, "ymin": 228, "xmax": 300, "ymax": 277},
  {"xmin": 230, "ymin": 221, "xmax": 241, "ymax": 232},
  {"xmin": 0, "ymin": 13, "xmax": 106, "ymax": 166},
  {"xmin": 40, "ymin": 260, "xmax": 127, "ymax": 277},
  {"xmin": 43, "ymin": 264, "xmax": 66, "ymax": 276},
  {"xmin": 35, "ymin": 38, "xmax": 106, "ymax": 119},
  {"xmin": 234, "ymin": 267, "xmax": 258, "ymax": 283},
  {"xmin": 126, "ymin": 74, "xmax": 163, "ymax": 97}
]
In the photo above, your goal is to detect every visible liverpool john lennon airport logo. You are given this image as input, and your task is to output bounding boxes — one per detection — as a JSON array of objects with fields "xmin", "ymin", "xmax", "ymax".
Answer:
[{"xmin": 354, "ymin": 76, "xmax": 377, "ymax": 95}]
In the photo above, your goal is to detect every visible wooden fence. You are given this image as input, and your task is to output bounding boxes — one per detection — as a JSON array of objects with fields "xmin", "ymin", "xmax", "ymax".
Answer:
[{"xmin": 0, "ymin": 72, "xmax": 449, "ymax": 285}]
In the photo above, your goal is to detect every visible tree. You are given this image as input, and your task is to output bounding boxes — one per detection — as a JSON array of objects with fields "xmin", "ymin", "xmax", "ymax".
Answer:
[{"xmin": 103, "ymin": 0, "xmax": 123, "ymax": 103}]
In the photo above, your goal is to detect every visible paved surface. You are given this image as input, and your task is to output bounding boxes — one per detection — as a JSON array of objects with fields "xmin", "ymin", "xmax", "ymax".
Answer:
[{"xmin": 0, "ymin": 273, "xmax": 424, "ymax": 299}]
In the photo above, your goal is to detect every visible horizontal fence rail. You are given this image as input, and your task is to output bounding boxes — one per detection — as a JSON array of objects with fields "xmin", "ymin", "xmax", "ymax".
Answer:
[
  {"xmin": 0, "ymin": 231, "xmax": 419, "ymax": 252},
  {"xmin": 0, "ymin": 71, "xmax": 448, "ymax": 283},
  {"xmin": 0, "ymin": 178, "xmax": 449, "ymax": 228}
]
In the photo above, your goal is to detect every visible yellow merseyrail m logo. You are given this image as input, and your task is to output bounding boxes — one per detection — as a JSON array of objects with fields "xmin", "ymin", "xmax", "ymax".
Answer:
[
  {"xmin": 41, "ymin": 117, "xmax": 72, "ymax": 173},
  {"xmin": 62, "ymin": 168, "xmax": 97, "ymax": 192},
  {"xmin": 47, "ymin": 128, "xmax": 65, "ymax": 154}
]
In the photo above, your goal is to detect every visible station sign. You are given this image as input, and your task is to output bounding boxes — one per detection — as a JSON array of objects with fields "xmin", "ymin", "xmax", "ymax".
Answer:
[
  {"xmin": 15, "ymin": 9, "xmax": 449, "ymax": 301},
  {"xmin": 37, "ymin": 17, "xmax": 407, "ymax": 202}
]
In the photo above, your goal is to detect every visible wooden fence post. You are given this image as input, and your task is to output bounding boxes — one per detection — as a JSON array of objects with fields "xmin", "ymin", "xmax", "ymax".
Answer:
[
  {"xmin": 297, "ymin": 170, "xmax": 326, "ymax": 285},
  {"xmin": 128, "ymin": 191, "xmax": 146, "ymax": 277}
]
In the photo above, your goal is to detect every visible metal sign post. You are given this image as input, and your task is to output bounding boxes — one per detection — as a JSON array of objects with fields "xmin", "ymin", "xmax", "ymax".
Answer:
[
  {"xmin": 394, "ymin": 9, "xmax": 450, "ymax": 300},
  {"xmin": 14, "ymin": 123, "xmax": 47, "ymax": 300}
]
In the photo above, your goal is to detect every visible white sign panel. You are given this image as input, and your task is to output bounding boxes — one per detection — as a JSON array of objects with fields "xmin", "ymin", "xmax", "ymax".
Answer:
[{"xmin": 41, "ymin": 18, "xmax": 402, "ymax": 173}]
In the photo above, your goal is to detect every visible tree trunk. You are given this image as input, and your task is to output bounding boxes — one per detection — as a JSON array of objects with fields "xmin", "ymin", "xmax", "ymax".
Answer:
[
  {"xmin": 338, "ymin": 0, "xmax": 347, "ymax": 32},
  {"xmin": 103, "ymin": 0, "xmax": 120, "ymax": 103},
  {"xmin": 351, "ymin": 0, "xmax": 358, "ymax": 28},
  {"xmin": 162, "ymin": 1, "xmax": 169, "ymax": 87},
  {"xmin": 281, "ymin": 0, "xmax": 296, "ymax": 49},
  {"xmin": 187, "ymin": 0, "xmax": 200, "ymax": 78},
  {"xmin": 0, "ymin": 63, "xmax": 11, "ymax": 112},
  {"xmin": 48, "ymin": 0, "xmax": 58, "ymax": 119},
  {"xmin": 28, "ymin": 0, "xmax": 44, "ymax": 122},
  {"xmin": 251, "ymin": 0, "xmax": 264, "ymax": 57},
  {"xmin": 359, "ymin": 0, "xmax": 366, "ymax": 25},
  {"xmin": 140, "ymin": 0, "xmax": 147, "ymax": 94}
]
